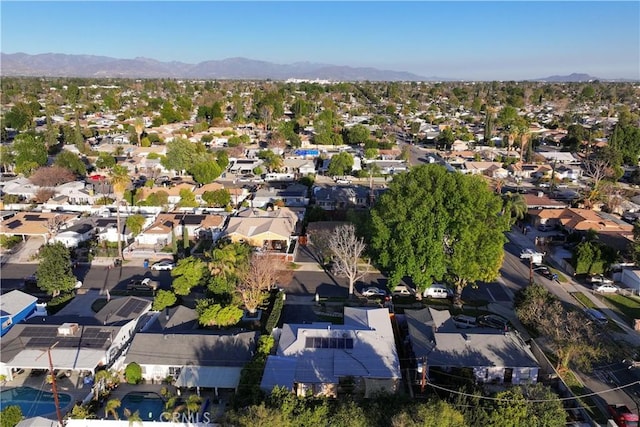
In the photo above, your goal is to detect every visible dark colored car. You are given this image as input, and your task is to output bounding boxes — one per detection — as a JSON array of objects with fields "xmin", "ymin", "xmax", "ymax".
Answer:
[
  {"xmin": 476, "ymin": 314, "xmax": 511, "ymax": 331},
  {"xmin": 127, "ymin": 278, "xmax": 156, "ymax": 291}
]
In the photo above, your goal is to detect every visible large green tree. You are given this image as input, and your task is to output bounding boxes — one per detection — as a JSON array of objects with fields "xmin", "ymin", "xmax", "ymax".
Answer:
[
  {"xmin": 327, "ymin": 152, "xmax": 354, "ymax": 177},
  {"xmin": 55, "ymin": 150, "xmax": 87, "ymax": 176},
  {"xmin": 371, "ymin": 164, "xmax": 509, "ymax": 304},
  {"xmin": 12, "ymin": 134, "xmax": 47, "ymax": 176},
  {"xmin": 171, "ymin": 257, "xmax": 206, "ymax": 296},
  {"xmin": 36, "ymin": 242, "xmax": 78, "ymax": 296}
]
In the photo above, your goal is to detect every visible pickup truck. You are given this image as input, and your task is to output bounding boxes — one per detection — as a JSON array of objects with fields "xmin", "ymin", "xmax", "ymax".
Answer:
[
  {"xmin": 608, "ymin": 404, "xmax": 639, "ymax": 427},
  {"xmin": 127, "ymin": 278, "xmax": 158, "ymax": 292}
]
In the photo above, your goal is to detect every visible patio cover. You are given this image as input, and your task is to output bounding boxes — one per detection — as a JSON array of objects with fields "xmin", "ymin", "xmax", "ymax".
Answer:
[
  {"xmin": 5, "ymin": 348, "xmax": 104, "ymax": 372},
  {"xmin": 174, "ymin": 366, "xmax": 243, "ymax": 389}
]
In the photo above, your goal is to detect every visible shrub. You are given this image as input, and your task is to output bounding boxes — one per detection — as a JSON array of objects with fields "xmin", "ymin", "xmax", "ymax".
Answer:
[
  {"xmin": 124, "ymin": 362, "xmax": 142, "ymax": 384},
  {"xmin": 0, "ymin": 235, "xmax": 21, "ymax": 249},
  {"xmin": 1, "ymin": 405, "xmax": 23, "ymax": 427},
  {"xmin": 265, "ymin": 292, "xmax": 285, "ymax": 333}
]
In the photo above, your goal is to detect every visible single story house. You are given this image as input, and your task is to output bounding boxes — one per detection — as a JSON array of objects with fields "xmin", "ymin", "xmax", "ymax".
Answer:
[
  {"xmin": 0, "ymin": 296, "xmax": 150, "ymax": 380},
  {"xmin": 125, "ymin": 306, "xmax": 258, "ymax": 394},
  {"xmin": 0, "ymin": 290, "xmax": 37, "ymax": 337},
  {"xmin": 0, "ymin": 212, "xmax": 79, "ymax": 243},
  {"xmin": 225, "ymin": 207, "xmax": 300, "ymax": 252},
  {"xmin": 52, "ymin": 222, "xmax": 95, "ymax": 248},
  {"xmin": 313, "ymin": 186, "xmax": 370, "ymax": 211},
  {"xmin": 261, "ymin": 307, "xmax": 401, "ymax": 398},
  {"xmin": 252, "ymin": 184, "xmax": 310, "ymax": 208},
  {"xmin": 282, "ymin": 158, "xmax": 317, "ymax": 176},
  {"xmin": 405, "ymin": 308, "xmax": 539, "ymax": 385}
]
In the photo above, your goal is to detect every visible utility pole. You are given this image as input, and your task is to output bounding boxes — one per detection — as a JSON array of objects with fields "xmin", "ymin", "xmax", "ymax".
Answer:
[
  {"xmin": 420, "ymin": 356, "xmax": 427, "ymax": 393},
  {"xmin": 37, "ymin": 342, "xmax": 63, "ymax": 426}
]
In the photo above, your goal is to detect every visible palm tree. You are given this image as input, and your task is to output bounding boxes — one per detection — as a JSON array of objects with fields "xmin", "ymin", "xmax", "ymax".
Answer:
[
  {"xmin": 134, "ymin": 118, "xmax": 144, "ymax": 146},
  {"xmin": 123, "ymin": 408, "xmax": 143, "ymax": 426},
  {"xmin": 110, "ymin": 164, "xmax": 130, "ymax": 260},
  {"xmin": 104, "ymin": 398, "xmax": 121, "ymax": 420},
  {"xmin": 173, "ymin": 394, "xmax": 202, "ymax": 416},
  {"xmin": 206, "ymin": 242, "xmax": 250, "ymax": 279},
  {"xmin": 502, "ymin": 192, "xmax": 527, "ymax": 224}
]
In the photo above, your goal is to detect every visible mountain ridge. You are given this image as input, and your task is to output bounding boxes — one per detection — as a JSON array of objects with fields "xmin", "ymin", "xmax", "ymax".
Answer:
[{"xmin": 1, "ymin": 52, "xmax": 635, "ymax": 82}]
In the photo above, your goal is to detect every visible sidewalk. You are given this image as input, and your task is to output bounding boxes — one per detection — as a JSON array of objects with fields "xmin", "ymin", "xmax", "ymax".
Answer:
[{"xmin": 507, "ymin": 226, "xmax": 640, "ymax": 346}]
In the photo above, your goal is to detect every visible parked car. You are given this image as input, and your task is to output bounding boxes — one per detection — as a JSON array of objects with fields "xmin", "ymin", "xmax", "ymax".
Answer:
[
  {"xmin": 423, "ymin": 284, "xmax": 453, "ymax": 299},
  {"xmin": 362, "ymin": 287, "xmax": 387, "ymax": 297},
  {"xmin": 592, "ymin": 283, "xmax": 619, "ymax": 293},
  {"xmin": 392, "ymin": 285, "xmax": 416, "ymax": 296},
  {"xmin": 584, "ymin": 308, "xmax": 608, "ymax": 325},
  {"xmin": 476, "ymin": 314, "xmax": 511, "ymax": 331},
  {"xmin": 453, "ymin": 315, "xmax": 477, "ymax": 329},
  {"xmin": 151, "ymin": 260, "xmax": 175, "ymax": 271},
  {"xmin": 537, "ymin": 223, "xmax": 554, "ymax": 232},
  {"xmin": 533, "ymin": 266, "xmax": 558, "ymax": 281},
  {"xmin": 127, "ymin": 278, "xmax": 157, "ymax": 291},
  {"xmin": 587, "ymin": 274, "xmax": 614, "ymax": 284}
]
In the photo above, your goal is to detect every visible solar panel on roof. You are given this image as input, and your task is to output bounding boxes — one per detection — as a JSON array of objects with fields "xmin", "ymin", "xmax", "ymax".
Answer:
[
  {"xmin": 5, "ymin": 220, "xmax": 22, "ymax": 229},
  {"xmin": 24, "ymin": 215, "xmax": 43, "ymax": 221},
  {"xmin": 183, "ymin": 215, "xmax": 204, "ymax": 225},
  {"xmin": 116, "ymin": 299, "xmax": 148, "ymax": 318}
]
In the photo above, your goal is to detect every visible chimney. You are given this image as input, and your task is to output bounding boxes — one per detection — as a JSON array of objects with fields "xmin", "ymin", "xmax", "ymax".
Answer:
[{"xmin": 537, "ymin": 191, "xmax": 543, "ymax": 198}]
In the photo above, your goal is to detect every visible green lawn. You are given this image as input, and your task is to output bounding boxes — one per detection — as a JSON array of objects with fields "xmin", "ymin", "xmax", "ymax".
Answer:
[
  {"xmin": 601, "ymin": 294, "xmax": 640, "ymax": 324},
  {"xmin": 571, "ymin": 292, "xmax": 596, "ymax": 308}
]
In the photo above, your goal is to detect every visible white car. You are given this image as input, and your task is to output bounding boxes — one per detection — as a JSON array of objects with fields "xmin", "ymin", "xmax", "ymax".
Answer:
[
  {"xmin": 587, "ymin": 274, "xmax": 614, "ymax": 285},
  {"xmin": 592, "ymin": 283, "xmax": 619, "ymax": 293},
  {"xmin": 362, "ymin": 287, "xmax": 387, "ymax": 297},
  {"xmin": 151, "ymin": 260, "xmax": 175, "ymax": 271}
]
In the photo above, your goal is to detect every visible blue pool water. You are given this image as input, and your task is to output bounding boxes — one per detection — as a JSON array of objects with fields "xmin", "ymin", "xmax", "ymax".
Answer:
[
  {"xmin": 117, "ymin": 392, "xmax": 164, "ymax": 421},
  {"xmin": 0, "ymin": 386, "xmax": 72, "ymax": 418}
]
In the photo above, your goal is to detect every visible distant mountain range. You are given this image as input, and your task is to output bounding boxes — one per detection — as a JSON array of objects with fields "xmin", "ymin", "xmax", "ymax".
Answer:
[
  {"xmin": 0, "ymin": 52, "xmax": 432, "ymax": 81},
  {"xmin": 0, "ymin": 52, "xmax": 635, "ymax": 82}
]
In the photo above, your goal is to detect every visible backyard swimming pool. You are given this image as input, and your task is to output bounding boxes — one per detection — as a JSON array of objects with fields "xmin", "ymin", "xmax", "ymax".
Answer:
[
  {"xmin": 0, "ymin": 386, "xmax": 72, "ymax": 418},
  {"xmin": 117, "ymin": 392, "xmax": 165, "ymax": 421}
]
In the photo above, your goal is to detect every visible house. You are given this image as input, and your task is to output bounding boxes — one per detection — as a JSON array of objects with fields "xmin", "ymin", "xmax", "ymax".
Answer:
[
  {"xmin": 282, "ymin": 158, "xmax": 317, "ymax": 176},
  {"xmin": 462, "ymin": 162, "xmax": 504, "ymax": 176},
  {"xmin": 405, "ymin": 308, "xmax": 539, "ymax": 385},
  {"xmin": 225, "ymin": 207, "xmax": 299, "ymax": 252},
  {"xmin": 135, "ymin": 213, "xmax": 225, "ymax": 247},
  {"xmin": 0, "ymin": 296, "xmax": 150, "ymax": 381},
  {"xmin": 1, "ymin": 177, "xmax": 40, "ymax": 200},
  {"xmin": 193, "ymin": 182, "xmax": 225, "ymax": 205},
  {"xmin": 136, "ymin": 183, "xmax": 197, "ymax": 205},
  {"xmin": 0, "ymin": 212, "xmax": 79, "ymax": 243},
  {"xmin": 52, "ymin": 221, "xmax": 95, "ymax": 248},
  {"xmin": 620, "ymin": 269, "xmax": 640, "ymax": 292},
  {"xmin": 313, "ymin": 186, "xmax": 370, "ymax": 211},
  {"xmin": 538, "ymin": 151, "xmax": 580, "ymax": 165},
  {"xmin": 125, "ymin": 306, "xmax": 258, "ymax": 394},
  {"xmin": 528, "ymin": 208, "xmax": 634, "ymax": 235},
  {"xmin": 0, "ymin": 290, "xmax": 37, "ymax": 337},
  {"xmin": 555, "ymin": 164, "xmax": 582, "ymax": 181},
  {"xmin": 523, "ymin": 192, "xmax": 568, "ymax": 210},
  {"xmin": 96, "ymin": 218, "xmax": 134, "ymax": 244},
  {"xmin": 260, "ymin": 307, "xmax": 401, "ymax": 397},
  {"xmin": 252, "ymin": 184, "xmax": 310, "ymax": 208}
]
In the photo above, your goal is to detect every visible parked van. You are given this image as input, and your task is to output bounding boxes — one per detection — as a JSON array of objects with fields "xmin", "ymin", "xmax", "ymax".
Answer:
[
  {"xmin": 423, "ymin": 284, "xmax": 453, "ymax": 299},
  {"xmin": 453, "ymin": 315, "xmax": 477, "ymax": 329}
]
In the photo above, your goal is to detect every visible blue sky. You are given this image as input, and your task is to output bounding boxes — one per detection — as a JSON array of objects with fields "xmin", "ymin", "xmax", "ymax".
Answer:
[{"xmin": 1, "ymin": 1, "xmax": 638, "ymax": 80}]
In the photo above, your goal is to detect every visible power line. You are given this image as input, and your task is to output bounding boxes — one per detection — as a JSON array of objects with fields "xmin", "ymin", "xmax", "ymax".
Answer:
[{"xmin": 426, "ymin": 380, "xmax": 640, "ymax": 403}]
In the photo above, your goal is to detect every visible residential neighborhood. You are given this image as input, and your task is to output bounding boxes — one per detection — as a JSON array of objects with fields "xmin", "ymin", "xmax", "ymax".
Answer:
[{"xmin": 0, "ymin": 74, "xmax": 639, "ymax": 427}]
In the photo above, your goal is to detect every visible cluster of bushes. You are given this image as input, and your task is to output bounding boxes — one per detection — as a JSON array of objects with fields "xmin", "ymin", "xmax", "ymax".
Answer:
[{"xmin": 264, "ymin": 291, "xmax": 285, "ymax": 333}]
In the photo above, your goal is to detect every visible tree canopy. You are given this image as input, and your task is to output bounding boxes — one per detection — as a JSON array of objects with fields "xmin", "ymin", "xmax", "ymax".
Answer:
[
  {"xmin": 370, "ymin": 164, "xmax": 509, "ymax": 301},
  {"xmin": 327, "ymin": 152, "xmax": 354, "ymax": 176},
  {"xmin": 36, "ymin": 242, "xmax": 78, "ymax": 296},
  {"xmin": 171, "ymin": 257, "xmax": 206, "ymax": 296}
]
